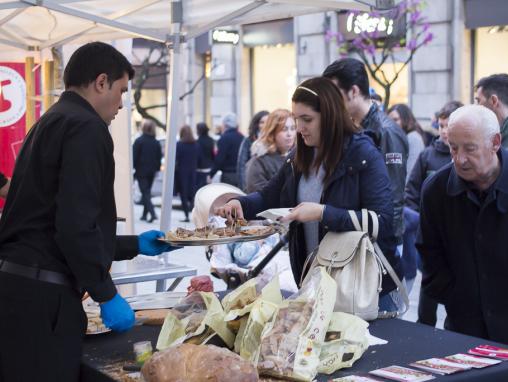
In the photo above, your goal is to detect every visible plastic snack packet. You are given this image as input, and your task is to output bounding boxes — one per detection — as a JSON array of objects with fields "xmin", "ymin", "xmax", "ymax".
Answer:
[
  {"xmin": 257, "ymin": 267, "xmax": 336, "ymax": 381},
  {"xmin": 156, "ymin": 292, "xmax": 234, "ymax": 350}
]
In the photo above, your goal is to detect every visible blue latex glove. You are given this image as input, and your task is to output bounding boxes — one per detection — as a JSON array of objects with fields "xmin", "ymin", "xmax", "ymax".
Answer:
[
  {"xmin": 100, "ymin": 293, "xmax": 135, "ymax": 332},
  {"xmin": 138, "ymin": 230, "xmax": 178, "ymax": 256}
]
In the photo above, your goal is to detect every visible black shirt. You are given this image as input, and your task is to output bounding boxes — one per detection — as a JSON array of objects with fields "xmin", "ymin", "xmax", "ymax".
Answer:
[{"xmin": 0, "ymin": 91, "xmax": 137, "ymax": 302}]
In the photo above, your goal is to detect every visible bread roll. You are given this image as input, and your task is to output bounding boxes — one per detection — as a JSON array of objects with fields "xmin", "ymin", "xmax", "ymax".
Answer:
[{"xmin": 141, "ymin": 343, "xmax": 259, "ymax": 382}]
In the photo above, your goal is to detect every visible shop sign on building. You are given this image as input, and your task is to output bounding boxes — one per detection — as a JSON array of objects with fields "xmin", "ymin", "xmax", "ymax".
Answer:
[
  {"xmin": 338, "ymin": 11, "xmax": 406, "ymax": 43},
  {"xmin": 211, "ymin": 29, "xmax": 240, "ymax": 45}
]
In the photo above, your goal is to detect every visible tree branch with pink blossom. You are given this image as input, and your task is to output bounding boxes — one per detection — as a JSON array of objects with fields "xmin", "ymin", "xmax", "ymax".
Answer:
[{"xmin": 326, "ymin": 0, "xmax": 433, "ymax": 109}]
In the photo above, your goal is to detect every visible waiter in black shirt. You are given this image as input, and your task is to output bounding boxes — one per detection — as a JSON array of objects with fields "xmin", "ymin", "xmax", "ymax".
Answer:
[{"xmin": 0, "ymin": 42, "xmax": 177, "ymax": 381}]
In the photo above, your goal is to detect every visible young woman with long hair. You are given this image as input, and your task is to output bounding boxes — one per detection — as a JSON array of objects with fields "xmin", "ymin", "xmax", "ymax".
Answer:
[{"xmin": 216, "ymin": 77, "xmax": 403, "ymax": 311}]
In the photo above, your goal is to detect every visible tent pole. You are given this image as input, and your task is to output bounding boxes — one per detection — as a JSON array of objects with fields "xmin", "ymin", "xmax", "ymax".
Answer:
[{"xmin": 160, "ymin": 0, "xmax": 183, "ymax": 233}]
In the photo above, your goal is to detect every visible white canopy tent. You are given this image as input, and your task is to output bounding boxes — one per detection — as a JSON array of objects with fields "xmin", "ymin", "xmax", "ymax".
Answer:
[{"xmin": 0, "ymin": 0, "xmax": 387, "ymax": 231}]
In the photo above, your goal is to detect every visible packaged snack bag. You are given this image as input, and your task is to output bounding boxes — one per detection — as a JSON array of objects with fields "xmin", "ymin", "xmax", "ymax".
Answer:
[
  {"xmin": 318, "ymin": 312, "xmax": 369, "ymax": 374},
  {"xmin": 157, "ymin": 292, "xmax": 234, "ymax": 350},
  {"xmin": 257, "ymin": 267, "xmax": 336, "ymax": 381}
]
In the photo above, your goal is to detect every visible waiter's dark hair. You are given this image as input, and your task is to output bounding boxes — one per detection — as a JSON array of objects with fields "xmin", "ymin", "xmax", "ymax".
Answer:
[
  {"xmin": 292, "ymin": 77, "xmax": 358, "ymax": 183},
  {"xmin": 64, "ymin": 42, "xmax": 135, "ymax": 89},
  {"xmin": 323, "ymin": 58, "xmax": 370, "ymax": 99}
]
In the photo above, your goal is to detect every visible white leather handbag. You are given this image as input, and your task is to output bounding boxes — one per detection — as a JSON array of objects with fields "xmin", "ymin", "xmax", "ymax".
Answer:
[{"xmin": 301, "ymin": 209, "xmax": 409, "ymax": 320}]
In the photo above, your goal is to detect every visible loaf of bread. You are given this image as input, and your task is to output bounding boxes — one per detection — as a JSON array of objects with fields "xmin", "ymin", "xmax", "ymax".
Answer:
[{"xmin": 141, "ymin": 343, "xmax": 259, "ymax": 382}]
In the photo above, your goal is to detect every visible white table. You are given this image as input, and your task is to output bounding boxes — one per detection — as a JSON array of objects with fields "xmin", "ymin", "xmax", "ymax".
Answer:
[{"xmin": 111, "ymin": 256, "xmax": 197, "ymax": 292}]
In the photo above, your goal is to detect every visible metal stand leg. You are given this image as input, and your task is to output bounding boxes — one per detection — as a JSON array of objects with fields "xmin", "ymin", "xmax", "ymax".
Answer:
[
  {"xmin": 155, "ymin": 279, "xmax": 166, "ymax": 292},
  {"xmin": 166, "ymin": 277, "xmax": 183, "ymax": 291}
]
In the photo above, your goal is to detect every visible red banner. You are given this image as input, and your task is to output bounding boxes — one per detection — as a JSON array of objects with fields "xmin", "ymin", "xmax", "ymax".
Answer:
[{"xmin": 0, "ymin": 62, "xmax": 41, "ymax": 206}]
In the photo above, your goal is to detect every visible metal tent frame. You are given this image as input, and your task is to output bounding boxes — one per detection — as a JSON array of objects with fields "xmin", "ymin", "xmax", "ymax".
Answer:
[{"xmin": 0, "ymin": 0, "xmax": 391, "ymax": 230}]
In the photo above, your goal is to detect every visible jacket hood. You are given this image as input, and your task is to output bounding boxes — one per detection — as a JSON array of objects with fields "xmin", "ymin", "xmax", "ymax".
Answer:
[{"xmin": 250, "ymin": 140, "xmax": 269, "ymax": 157}]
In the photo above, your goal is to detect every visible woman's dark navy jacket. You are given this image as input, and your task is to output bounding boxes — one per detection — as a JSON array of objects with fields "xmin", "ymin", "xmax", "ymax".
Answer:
[{"xmin": 238, "ymin": 133, "xmax": 402, "ymax": 294}]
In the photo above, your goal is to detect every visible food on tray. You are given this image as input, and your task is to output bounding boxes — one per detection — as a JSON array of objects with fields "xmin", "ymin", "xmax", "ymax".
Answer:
[
  {"xmin": 156, "ymin": 292, "xmax": 234, "ymax": 350},
  {"xmin": 86, "ymin": 311, "xmax": 110, "ymax": 335},
  {"xmin": 141, "ymin": 343, "xmax": 259, "ymax": 382},
  {"xmin": 226, "ymin": 217, "xmax": 248, "ymax": 227},
  {"xmin": 165, "ymin": 225, "xmax": 273, "ymax": 241},
  {"xmin": 187, "ymin": 275, "xmax": 214, "ymax": 295},
  {"xmin": 135, "ymin": 309, "xmax": 171, "ymax": 326}
]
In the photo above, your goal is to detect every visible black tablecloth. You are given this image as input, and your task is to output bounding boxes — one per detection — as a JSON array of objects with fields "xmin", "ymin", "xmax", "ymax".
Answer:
[{"xmin": 81, "ymin": 318, "xmax": 508, "ymax": 381}]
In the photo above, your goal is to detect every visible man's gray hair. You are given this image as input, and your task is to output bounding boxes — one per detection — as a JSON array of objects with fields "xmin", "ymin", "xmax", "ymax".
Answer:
[{"xmin": 448, "ymin": 104, "xmax": 500, "ymax": 143}]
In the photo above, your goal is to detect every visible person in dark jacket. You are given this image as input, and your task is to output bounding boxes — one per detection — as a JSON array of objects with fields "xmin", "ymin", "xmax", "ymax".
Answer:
[
  {"xmin": 475, "ymin": 74, "xmax": 508, "ymax": 147},
  {"xmin": 0, "ymin": 42, "xmax": 175, "ymax": 382},
  {"xmin": 406, "ymin": 101, "xmax": 462, "ymax": 212},
  {"xmin": 245, "ymin": 109, "xmax": 296, "ymax": 193},
  {"xmin": 195, "ymin": 122, "xmax": 215, "ymax": 191},
  {"xmin": 176, "ymin": 125, "xmax": 200, "ymax": 222},
  {"xmin": 216, "ymin": 77, "xmax": 403, "ymax": 312},
  {"xmin": 210, "ymin": 112, "xmax": 244, "ymax": 186},
  {"xmin": 405, "ymin": 101, "xmax": 462, "ymax": 326},
  {"xmin": 417, "ymin": 104, "xmax": 508, "ymax": 343},
  {"xmin": 237, "ymin": 110, "xmax": 269, "ymax": 191},
  {"xmin": 323, "ymin": 58, "xmax": 408, "ymax": 245},
  {"xmin": 133, "ymin": 119, "xmax": 162, "ymax": 222}
]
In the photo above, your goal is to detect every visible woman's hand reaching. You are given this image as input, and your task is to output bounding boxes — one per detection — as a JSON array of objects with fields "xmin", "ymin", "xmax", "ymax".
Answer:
[
  {"xmin": 280, "ymin": 202, "xmax": 324, "ymax": 223},
  {"xmin": 213, "ymin": 199, "xmax": 245, "ymax": 224}
]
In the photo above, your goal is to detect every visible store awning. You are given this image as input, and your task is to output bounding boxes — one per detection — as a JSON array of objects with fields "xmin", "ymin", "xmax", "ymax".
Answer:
[
  {"xmin": 0, "ymin": 0, "xmax": 370, "ymax": 52},
  {"xmin": 0, "ymin": 0, "xmax": 375, "ymax": 231}
]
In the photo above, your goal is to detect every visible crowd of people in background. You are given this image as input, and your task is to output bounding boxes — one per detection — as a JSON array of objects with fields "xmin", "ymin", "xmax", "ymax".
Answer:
[{"xmin": 130, "ymin": 58, "xmax": 508, "ymax": 345}]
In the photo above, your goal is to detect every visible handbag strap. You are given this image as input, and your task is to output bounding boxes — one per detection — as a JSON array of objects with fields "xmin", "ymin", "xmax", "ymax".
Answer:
[
  {"xmin": 368, "ymin": 210, "xmax": 409, "ymax": 317},
  {"xmin": 349, "ymin": 210, "xmax": 362, "ymax": 231},
  {"xmin": 349, "ymin": 209, "xmax": 409, "ymax": 317},
  {"xmin": 348, "ymin": 209, "xmax": 379, "ymax": 241}
]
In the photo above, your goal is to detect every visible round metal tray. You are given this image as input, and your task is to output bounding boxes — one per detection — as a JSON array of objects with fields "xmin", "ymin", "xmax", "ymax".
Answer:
[{"xmin": 160, "ymin": 226, "xmax": 275, "ymax": 246}]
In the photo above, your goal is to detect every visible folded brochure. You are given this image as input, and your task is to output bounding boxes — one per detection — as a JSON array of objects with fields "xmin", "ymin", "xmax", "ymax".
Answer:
[
  {"xmin": 444, "ymin": 353, "xmax": 501, "ymax": 368},
  {"xmin": 469, "ymin": 344, "xmax": 508, "ymax": 360},
  {"xmin": 369, "ymin": 365, "xmax": 435, "ymax": 382},
  {"xmin": 410, "ymin": 358, "xmax": 470, "ymax": 375}
]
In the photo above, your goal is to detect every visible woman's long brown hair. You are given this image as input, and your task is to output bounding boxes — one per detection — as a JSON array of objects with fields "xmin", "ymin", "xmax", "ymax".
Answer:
[
  {"xmin": 179, "ymin": 125, "xmax": 196, "ymax": 143},
  {"xmin": 292, "ymin": 77, "xmax": 358, "ymax": 183}
]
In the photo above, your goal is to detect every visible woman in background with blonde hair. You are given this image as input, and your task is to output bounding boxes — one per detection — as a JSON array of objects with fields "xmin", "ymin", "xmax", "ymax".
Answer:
[{"xmin": 244, "ymin": 109, "xmax": 296, "ymax": 193}]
